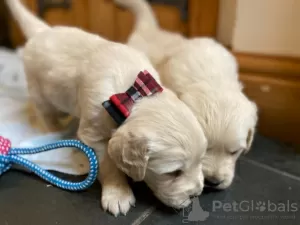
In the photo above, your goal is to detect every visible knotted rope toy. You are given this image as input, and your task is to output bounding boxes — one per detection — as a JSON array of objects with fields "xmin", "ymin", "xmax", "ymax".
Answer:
[{"xmin": 0, "ymin": 136, "xmax": 98, "ymax": 191}]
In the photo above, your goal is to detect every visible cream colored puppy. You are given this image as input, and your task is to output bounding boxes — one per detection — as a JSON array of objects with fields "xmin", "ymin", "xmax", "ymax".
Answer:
[
  {"xmin": 114, "ymin": 0, "xmax": 258, "ymax": 190},
  {"xmin": 6, "ymin": 0, "xmax": 207, "ymax": 216}
]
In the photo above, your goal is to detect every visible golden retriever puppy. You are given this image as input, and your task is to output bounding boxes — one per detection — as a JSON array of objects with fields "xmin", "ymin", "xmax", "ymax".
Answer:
[
  {"xmin": 6, "ymin": 0, "xmax": 207, "ymax": 216},
  {"xmin": 113, "ymin": 0, "xmax": 258, "ymax": 190}
]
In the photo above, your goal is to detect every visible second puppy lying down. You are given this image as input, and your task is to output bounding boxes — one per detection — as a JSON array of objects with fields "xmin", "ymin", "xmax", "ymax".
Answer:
[
  {"xmin": 6, "ymin": 0, "xmax": 207, "ymax": 216},
  {"xmin": 114, "ymin": 0, "xmax": 258, "ymax": 190}
]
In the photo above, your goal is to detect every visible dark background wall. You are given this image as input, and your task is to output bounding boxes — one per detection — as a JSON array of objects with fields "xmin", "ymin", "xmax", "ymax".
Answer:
[
  {"xmin": 148, "ymin": 0, "xmax": 188, "ymax": 21},
  {"xmin": 0, "ymin": 1, "xmax": 11, "ymax": 48}
]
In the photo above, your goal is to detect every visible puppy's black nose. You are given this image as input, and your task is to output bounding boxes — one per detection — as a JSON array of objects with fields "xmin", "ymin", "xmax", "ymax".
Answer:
[{"xmin": 204, "ymin": 178, "xmax": 223, "ymax": 187}]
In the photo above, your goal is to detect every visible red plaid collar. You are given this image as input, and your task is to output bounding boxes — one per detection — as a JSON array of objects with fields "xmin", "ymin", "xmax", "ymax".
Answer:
[{"xmin": 102, "ymin": 70, "xmax": 163, "ymax": 125}]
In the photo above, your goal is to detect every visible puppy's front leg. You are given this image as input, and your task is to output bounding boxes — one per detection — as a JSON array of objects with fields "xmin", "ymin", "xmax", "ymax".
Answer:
[
  {"xmin": 100, "ymin": 151, "xmax": 136, "ymax": 216},
  {"xmin": 77, "ymin": 122, "xmax": 135, "ymax": 216}
]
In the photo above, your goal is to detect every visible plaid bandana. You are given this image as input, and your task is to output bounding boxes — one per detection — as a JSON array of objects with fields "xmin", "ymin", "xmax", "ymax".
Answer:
[{"xmin": 102, "ymin": 70, "xmax": 163, "ymax": 125}]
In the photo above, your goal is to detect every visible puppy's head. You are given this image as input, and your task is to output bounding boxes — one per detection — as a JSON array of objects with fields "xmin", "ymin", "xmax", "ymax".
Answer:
[
  {"xmin": 108, "ymin": 90, "xmax": 207, "ymax": 208},
  {"xmin": 180, "ymin": 84, "xmax": 257, "ymax": 190}
]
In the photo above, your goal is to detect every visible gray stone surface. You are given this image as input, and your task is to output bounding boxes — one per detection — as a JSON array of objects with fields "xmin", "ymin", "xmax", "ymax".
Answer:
[{"xmin": 1, "ymin": 135, "xmax": 300, "ymax": 225}]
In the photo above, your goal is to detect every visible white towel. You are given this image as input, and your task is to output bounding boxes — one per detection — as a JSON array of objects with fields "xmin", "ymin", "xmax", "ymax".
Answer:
[{"xmin": 0, "ymin": 47, "xmax": 91, "ymax": 176}]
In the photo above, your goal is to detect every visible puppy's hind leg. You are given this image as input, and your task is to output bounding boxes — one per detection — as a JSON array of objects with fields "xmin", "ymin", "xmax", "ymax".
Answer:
[
  {"xmin": 30, "ymin": 99, "xmax": 67, "ymax": 133},
  {"xmin": 27, "ymin": 82, "xmax": 67, "ymax": 133}
]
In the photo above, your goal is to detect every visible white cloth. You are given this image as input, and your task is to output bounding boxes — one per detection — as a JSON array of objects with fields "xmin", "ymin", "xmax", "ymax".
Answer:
[{"xmin": 0, "ymin": 47, "xmax": 90, "ymax": 175}]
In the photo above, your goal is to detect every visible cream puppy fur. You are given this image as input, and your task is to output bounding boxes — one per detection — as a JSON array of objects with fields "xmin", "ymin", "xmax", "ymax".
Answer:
[
  {"xmin": 6, "ymin": 0, "xmax": 207, "ymax": 216},
  {"xmin": 114, "ymin": 0, "xmax": 258, "ymax": 190}
]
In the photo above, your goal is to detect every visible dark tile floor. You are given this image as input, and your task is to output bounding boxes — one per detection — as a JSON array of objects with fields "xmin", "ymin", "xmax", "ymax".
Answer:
[{"xmin": 1, "ymin": 135, "xmax": 300, "ymax": 225}]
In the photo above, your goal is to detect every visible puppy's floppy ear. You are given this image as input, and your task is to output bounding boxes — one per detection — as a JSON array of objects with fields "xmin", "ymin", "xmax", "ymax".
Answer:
[
  {"xmin": 244, "ymin": 101, "xmax": 258, "ymax": 154},
  {"xmin": 108, "ymin": 130, "xmax": 149, "ymax": 181},
  {"xmin": 244, "ymin": 128, "xmax": 254, "ymax": 154}
]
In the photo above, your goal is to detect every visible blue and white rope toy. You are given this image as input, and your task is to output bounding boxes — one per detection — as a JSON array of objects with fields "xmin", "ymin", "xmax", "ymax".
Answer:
[{"xmin": 0, "ymin": 136, "xmax": 98, "ymax": 191}]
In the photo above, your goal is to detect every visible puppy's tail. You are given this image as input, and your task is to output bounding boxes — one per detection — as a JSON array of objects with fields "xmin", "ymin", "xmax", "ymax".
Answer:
[
  {"xmin": 5, "ymin": 0, "xmax": 50, "ymax": 39},
  {"xmin": 114, "ymin": 0, "xmax": 158, "ymax": 31}
]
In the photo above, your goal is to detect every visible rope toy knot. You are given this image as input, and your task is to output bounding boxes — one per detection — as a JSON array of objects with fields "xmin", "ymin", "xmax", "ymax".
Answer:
[
  {"xmin": 0, "ymin": 136, "xmax": 98, "ymax": 191},
  {"xmin": 0, "ymin": 136, "xmax": 12, "ymax": 174}
]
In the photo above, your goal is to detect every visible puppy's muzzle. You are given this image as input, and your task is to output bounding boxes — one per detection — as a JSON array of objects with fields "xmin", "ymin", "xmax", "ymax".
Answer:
[{"xmin": 204, "ymin": 177, "xmax": 223, "ymax": 187}]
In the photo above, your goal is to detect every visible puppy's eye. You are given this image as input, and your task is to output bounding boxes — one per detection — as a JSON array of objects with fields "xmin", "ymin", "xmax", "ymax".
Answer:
[
  {"xmin": 230, "ymin": 149, "xmax": 243, "ymax": 155},
  {"xmin": 166, "ymin": 170, "xmax": 183, "ymax": 177}
]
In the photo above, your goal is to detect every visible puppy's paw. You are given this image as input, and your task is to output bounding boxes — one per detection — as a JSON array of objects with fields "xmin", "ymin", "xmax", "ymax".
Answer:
[{"xmin": 101, "ymin": 184, "xmax": 136, "ymax": 216}]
